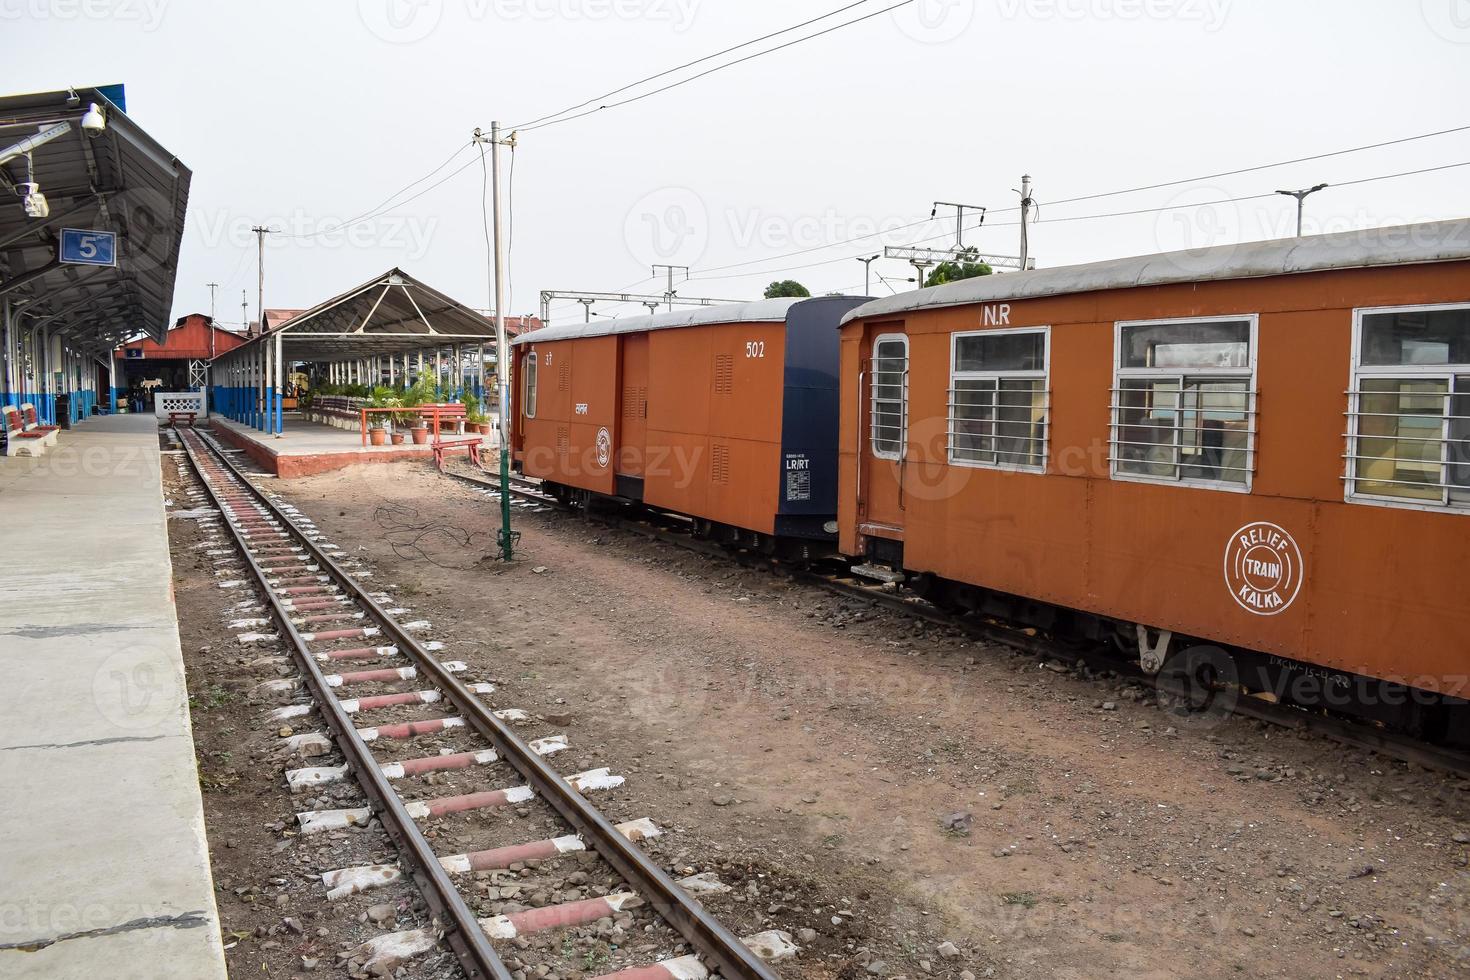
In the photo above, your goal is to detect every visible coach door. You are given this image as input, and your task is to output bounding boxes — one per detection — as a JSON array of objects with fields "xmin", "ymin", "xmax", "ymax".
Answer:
[
  {"xmin": 857, "ymin": 329, "xmax": 909, "ymax": 542},
  {"xmin": 617, "ymin": 333, "xmax": 650, "ymax": 492}
]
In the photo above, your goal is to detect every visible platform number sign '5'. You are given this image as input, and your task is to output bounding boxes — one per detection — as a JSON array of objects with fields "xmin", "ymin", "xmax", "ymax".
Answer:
[{"xmin": 59, "ymin": 228, "xmax": 117, "ymax": 267}]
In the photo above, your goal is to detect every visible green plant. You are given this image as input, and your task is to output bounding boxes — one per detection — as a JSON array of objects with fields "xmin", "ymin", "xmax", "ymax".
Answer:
[
  {"xmin": 764, "ymin": 279, "xmax": 811, "ymax": 298},
  {"xmin": 1001, "ymin": 891, "xmax": 1038, "ymax": 909},
  {"xmin": 365, "ymin": 386, "xmax": 401, "ymax": 428}
]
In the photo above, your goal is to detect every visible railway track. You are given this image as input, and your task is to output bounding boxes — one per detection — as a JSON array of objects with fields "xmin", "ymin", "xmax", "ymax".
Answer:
[
  {"xmin": 175, "ymin": 428, "xmax": 789, "ymax": 980},
  {"xmin": 445, "ymin": 462, "xmax": 1470, "ymax": 782}
]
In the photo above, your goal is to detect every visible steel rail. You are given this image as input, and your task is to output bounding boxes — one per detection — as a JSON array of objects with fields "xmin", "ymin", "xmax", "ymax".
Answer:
[
  {"xmin": 182, "ymin": 430, "xmax": 779, "ymax": 980},
  {"xmin": 178, "ymin": 428, "xmax": 510, "ymax": 980}
]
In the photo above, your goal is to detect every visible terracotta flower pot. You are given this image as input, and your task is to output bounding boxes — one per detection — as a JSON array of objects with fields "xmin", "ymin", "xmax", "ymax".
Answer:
[
  {"xmin": 390, "ymin": 432, "xmax": 406, "ymax": 445},
  {"xmin": 411, "ymin": 426, "xmax": 430, "ymax": 445},
  {"xmin": 369, "ymin": 428, "xmax": 388, "ymax": 446},
  {"xmin": 478, "ymin": 422, "xmax": 491, "ymax": 436}
]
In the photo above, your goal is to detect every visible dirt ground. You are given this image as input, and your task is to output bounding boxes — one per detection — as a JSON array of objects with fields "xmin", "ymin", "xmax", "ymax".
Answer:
[{"xmin": 176, "ymin": 453, "xmax": 1470, "ymax": 979}]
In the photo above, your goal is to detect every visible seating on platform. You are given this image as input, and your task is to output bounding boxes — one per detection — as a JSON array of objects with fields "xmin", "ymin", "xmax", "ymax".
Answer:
[
  {"xmin": 2, "ymin": 406, "xmax": 50, "ymax": 457},
  {"xmin": 304, "ymin": 395, "xmax": 367, "ymax": 430},
  {"xmin": 418, "ymin": 403, "xmax": 468, "ymax": 436},
  {"xmin": 20, "ymin": 403, "xmax": 60, "ymax": 447}
]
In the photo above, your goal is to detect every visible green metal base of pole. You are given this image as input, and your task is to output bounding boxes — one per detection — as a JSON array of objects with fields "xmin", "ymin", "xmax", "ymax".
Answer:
[{"xmin": 497, "ymin": 445, "xmax": 516, "ymax": 561}]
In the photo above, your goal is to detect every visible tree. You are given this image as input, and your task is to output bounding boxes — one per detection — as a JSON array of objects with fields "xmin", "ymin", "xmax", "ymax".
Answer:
[
  {"xmin": 924, "ymin": 248, "xmax": 994, "ymax": 287},
  {"xmin": 763, "ymin": 280, "xmax": 811, "ymax": 298}
]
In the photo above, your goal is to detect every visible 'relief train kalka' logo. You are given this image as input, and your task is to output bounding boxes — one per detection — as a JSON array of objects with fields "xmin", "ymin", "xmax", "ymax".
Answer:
[
  {"xmin": 1223, "ymin": 522, "xmax": 1304, "ymax": 616},
  {"xmin": 595, "ymin": 427, "xmax": 611, "ymax": 468}
]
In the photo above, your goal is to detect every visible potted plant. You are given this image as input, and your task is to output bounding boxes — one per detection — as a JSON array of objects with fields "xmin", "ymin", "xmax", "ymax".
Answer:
[
  {"xmin": 463, "ymin": 392, "xmax": 488, "ymax": 435},
  {"xmin": 390, "ymin": 406, "xmax": 416, "ymax": 444},
  {"xmin": 365, "ymin": 386, "xmax": 397, "ymax": 446},
  {"xmin": 400, "ymin": 378, "xmax": 432, "ymax": 444}
]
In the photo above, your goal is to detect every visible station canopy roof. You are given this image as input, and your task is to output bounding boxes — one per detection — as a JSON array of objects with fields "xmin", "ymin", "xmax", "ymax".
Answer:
[
  {"xmin": 221, "ymin": 268, "xmax": 498, "ymax": 362},
  {"xmin": 0, "ymin": 85, "xmax": 190, "ymax": 349}
]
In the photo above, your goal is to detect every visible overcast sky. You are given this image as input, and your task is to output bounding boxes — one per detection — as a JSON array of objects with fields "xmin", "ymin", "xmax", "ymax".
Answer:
[{"xmin": 5, "ymin": 0, "xmax": 1470, "ymax": 327}]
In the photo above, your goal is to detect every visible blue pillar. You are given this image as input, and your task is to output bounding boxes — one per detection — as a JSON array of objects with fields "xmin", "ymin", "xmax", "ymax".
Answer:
[{"xmin": 274, "ymin": 390, "xmax": 282, "ymax": 434}]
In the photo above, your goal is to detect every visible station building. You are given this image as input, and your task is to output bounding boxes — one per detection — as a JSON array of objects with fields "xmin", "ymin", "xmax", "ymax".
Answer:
[{"xmin": 112, "ymin": 312, "xmax": 248, "ymax": 412}]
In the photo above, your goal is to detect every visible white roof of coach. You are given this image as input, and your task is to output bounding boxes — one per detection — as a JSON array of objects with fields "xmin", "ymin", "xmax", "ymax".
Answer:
[
  {"xmin": 840, "ymin": 217, "xmax": 1470, "ymax": 325},
  {"xmin": 513, "ymin": 297, "xmax": 802, "ymax": 345}
]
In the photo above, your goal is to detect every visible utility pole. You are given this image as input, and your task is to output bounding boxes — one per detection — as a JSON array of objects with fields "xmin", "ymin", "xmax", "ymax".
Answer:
[
  {"xmin": 475, "ymin": 122, "xmax": 517, "ymax": 562},
  {"xmin": 579, "ymin": 298, "xmax": 595, "ymax": 322},
  {"xmin": 1017, "ymin": 175, "xmax": 1035, "ymax": 272},
  {"xmin": 251, "ymin": 225, "xmax": 275, "ymax": 334},
  {"xmin": 856, "ymin": 254, "xmax": 880, "ymax": 295},
  {"xmin": 652, "ymin": 264, "xmax": 687, "ymax": 312},
  {"xmin": 207, "ymin": 281, "xmax": 219, "ymax": 362},
  {"xmin": 1276, "ymin": 183, "xmax": 1328, "ymax": 236}
]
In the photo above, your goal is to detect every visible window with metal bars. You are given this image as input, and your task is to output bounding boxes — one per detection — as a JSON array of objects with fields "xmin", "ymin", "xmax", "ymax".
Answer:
[
  {"xmin": 523, "ymin": 352, "xmax": 537, "ymax": 419},
  {"xmin": 1110, "ymin": 316, "xmax": 1257, "ymax": 491},
  {"xmin": 870, "ymin": 334, "xmax": 908, "ymax": 460},
  {"xmin": 948, "ymin": 328, "xmax": 1049, "ymax": 471},
  {"xmin": 1348, "ymin": 304, "xmax": 1470, "ymax": 510}
]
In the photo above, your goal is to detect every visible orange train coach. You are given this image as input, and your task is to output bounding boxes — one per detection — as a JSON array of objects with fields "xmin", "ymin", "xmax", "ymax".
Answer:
[
  {"xmin": 837, "ymin": 219, "xmax": 1470, "ymax": 745},
  {"xmin": 511, "ymin": 297, "xmax": 868, "ymax": 556}
]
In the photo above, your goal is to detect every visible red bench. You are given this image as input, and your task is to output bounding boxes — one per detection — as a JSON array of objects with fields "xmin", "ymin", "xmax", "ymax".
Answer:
[
  {"xmin": 20, "ymin": 403, "xmax": 59, "ymax": 447},
  {"xmin": 2, "ymin": 406, "xmax": 49, "ymax": 457},
  {"xmin": 432, "ymin": 435, "xmax": 484, "ymax": 472}
]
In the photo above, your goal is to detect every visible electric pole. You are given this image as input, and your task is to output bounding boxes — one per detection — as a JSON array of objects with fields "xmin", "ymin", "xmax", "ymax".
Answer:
[
  {"xmin": 1017, "ymin": 175, "xmax": 1035, "ymax": 271},
  {"xmin": 1276, "ymin": 183, "xmax": 1328, "ymax": 236},
  {"xmin": 251, "ymin": 225, "xmax": 276, "ymax": 334},
  {"xmin": 579, "ymin": 298, "xmax": 595, "ymax": 322},
  {"xmin": 207, "ymin": 282, "xmax": 219, "ymax": 361},
  {"xmin": 856, "ymin": 254, "xmax": 880, "ymax": 295},
  {"xmin": 474, "ymin": 123, "xmax": 517, "ymax": 562},
  {"xmin": 652, "ymin": 264, "xmax": 687, "ymax": 312}
]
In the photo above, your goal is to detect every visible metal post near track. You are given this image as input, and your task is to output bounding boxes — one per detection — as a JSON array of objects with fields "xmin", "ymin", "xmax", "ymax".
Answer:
[
  {"xmin": 475, "ymin": 121, "xmax": 517, "ymax": 561},
  {"xmin": 274, "ymin": 330, "xmax": 283, "ymax": 436}
]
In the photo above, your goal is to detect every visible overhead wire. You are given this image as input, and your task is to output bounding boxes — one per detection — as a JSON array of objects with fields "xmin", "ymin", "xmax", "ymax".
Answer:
[
  {"xmin": 281, "ymin": 140, "xmax": 475, "ymax": 240},
  {"xmin": 512, "ymin": 0, "xmax": 915, "ymax": 134},
  {"xmin": 684, "ymin": 158, "xmax": 1470, "ymax": 285},
  {"xmin": 684, "ymin": 123, "xmax": 1470, "ymax": 279},
  {"xmin": 511, "ymin": 0, "xmax": 878, "ymax": 130}
]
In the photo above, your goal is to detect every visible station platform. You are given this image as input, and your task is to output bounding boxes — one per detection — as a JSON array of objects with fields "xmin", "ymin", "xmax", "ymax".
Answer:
[
  {"xmin": 0, "ymin": 414, "xmax": 227, "ymax": 979},
  {"xmin": 209, "ymin": 414, "xmax": 436, "ymax": 478}
]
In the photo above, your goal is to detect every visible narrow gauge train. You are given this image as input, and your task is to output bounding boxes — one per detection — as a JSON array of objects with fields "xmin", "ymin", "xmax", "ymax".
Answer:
[
  {"xmin": 512, "ymin": 219, "xmax": 1470, "ymax": 746},
  {"xmin": 509, "ymin": 296, "xmax": 867, "ymax": 556},
  {"xmin": 841, "ymin": 218, "xmax": 1470, "ymax": 745}
]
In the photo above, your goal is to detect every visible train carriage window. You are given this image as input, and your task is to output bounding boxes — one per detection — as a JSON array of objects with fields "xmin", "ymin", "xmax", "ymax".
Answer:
[
  {"xmin": 1110, "ymin": 316, "xmax": 1257, "ymax": 491},
  {"xmin": 1349, "ymin": 304, "xmax": 1470, "ymax": 510},
  {"xmin": 948, "ymin": 328, "xmax": 1049, "ymax": 471},
  {"xmin": 523, "ymin": 352, "xmax": 537, "ymax": 419},
  {"xmin": 870, "ymin": 334, "xmax": 908, "ymax": 460}
]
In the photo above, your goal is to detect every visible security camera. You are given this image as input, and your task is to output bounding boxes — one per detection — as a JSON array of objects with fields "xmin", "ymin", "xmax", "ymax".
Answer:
[
  {"xmin": 19, "ymin": 182, "xmax": 49, "ymax": 219},
  {"xmin": 80, "ymin": 102, "xmax": 106, "ymax": 137}
]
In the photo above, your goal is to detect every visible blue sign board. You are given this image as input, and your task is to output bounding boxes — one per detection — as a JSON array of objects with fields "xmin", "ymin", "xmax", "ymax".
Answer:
[{"xmin": 60, "ymin": 228, "xmax": 117, "ymax": 267}]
